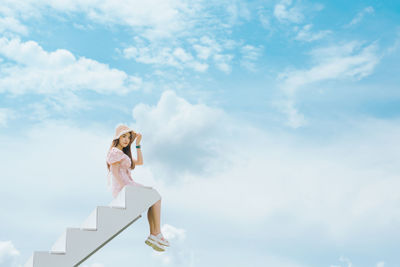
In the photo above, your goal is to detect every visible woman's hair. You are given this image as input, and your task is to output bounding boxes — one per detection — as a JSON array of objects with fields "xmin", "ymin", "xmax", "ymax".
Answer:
[{"xmin": 106, "ymin": 132, "xmax": 136, "ymax": 171}]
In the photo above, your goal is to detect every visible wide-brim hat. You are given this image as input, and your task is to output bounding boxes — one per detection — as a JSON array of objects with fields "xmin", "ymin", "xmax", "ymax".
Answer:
[{"xmin": 113, "ymin": 124, "xmax": 136, "ymax": 142}]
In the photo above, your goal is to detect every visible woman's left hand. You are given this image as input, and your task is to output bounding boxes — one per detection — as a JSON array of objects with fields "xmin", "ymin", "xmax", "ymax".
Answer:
[{"xmin": 135, "ymin": 133, "xmax": 142, "ymax": 145}]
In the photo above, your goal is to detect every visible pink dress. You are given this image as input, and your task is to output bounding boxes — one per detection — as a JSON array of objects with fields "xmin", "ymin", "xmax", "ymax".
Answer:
[{"xmin": 106, "ymin": 147, "xmax": 144, "ymax": 198}]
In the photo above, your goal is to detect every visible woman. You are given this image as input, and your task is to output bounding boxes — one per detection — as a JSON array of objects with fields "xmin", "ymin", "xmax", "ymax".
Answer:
[{"xmin": 106, "ymin": 124, "xmax": 170, "ymax": 252}]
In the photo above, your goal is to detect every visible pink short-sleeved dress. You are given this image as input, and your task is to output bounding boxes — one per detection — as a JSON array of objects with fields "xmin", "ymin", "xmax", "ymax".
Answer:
[{"xmin": 106, "ymin": 147, "xmax": 144, "ymax": 198}]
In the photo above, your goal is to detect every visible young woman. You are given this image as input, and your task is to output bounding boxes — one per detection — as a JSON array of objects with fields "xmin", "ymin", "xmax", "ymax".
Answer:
[{"xmin": 106, "ymin": 124, "xmax": 170, "ymax": 252}]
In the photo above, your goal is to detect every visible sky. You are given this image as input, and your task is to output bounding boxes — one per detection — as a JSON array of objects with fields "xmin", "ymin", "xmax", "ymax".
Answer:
[{"xmin": 0, "ymin": 0, "xmax": 400, "ymax": 266}]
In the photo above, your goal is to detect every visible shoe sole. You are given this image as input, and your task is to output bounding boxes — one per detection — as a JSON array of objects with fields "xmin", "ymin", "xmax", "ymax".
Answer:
[
  {"xmin": 152, "ymin": 235, "xmax": 170, "ymax": 247},
  {"xmin": 145, "ymin": 239, "xmax": 165, "ymax": 252}
]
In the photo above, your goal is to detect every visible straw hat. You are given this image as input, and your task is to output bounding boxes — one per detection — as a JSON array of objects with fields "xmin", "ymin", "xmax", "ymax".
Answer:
[{"xmin": 113, "ymin": 124, "xmax": 136, "ymax": 141}]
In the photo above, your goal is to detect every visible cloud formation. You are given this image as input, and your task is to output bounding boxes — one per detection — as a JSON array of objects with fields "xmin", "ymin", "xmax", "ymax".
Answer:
[
  {"xmin": 152, "ymin": 224, "xmax": 193, "ymax": 266},
  {"xmin": 240, "ymin": 44, "xmax": 263, "ymax": 71},
  {"xmin": 0, "ymin": 16, "xmax": 28, "ymax": 35},
  {"xmin": 277, "ymin": 40, "xmax": 381, "ymax": 127},
  {"xmin": 131, "ymin": 90, "xmax": 230, "ymax": 180},
  {"xmin": 123, "ymin": 38, "xmax": 209, "ymax": 73},
  {"xmin": 1, "ymin": 0, "xmax": 193, "ymax": 40},
  {"xmin": 294, "ymin": 24, "xmax": 331, "ymax": 42},
  {"xmin": 274, "ymin": 0, "xmax": 304, "ymax": 24},
  {"xmin": 0, "ymin": 241, "xmax": 19, "ymax": 267},
  {"xmin": 123, "ymin": 35, "xmax": 239, "ymax": 73},
  {"xmin": 0, "ymin": 37, "xmax": 142, "ymax": 96},
  {"xmin": 346, "ymin": 6, "xmax": 375, "ymax": 27},
  {"xmin": 0, "ymin": 108, "xmax": 15, "ymax": 127}
]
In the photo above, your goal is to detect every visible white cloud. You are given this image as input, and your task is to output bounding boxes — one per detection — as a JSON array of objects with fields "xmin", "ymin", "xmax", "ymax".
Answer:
[
  {"xmin": 0, "ymin": 108, "xmax": 16, "ymax": 127},
  {"xmin": 173, "ymin": 47, "xmax": 193, "ymax": 63},
  {"xmin": 0, "ymin": 37, "xmax": 142, "ymax": 96},
  {"xmin": 274, "ymin": 0, "xmax": 304, "ymax": 24},
  {"xmin": 294, "ymin": 24, "xmax": 331, "ymax": 42},
  {"xmin": 273, "ymin": 99, "xmax": 307, "ymax": 128},
  {"xmin": 213, "ymin": 54, "xmax": 233, "ymax": 73},
  {"xmin": 131, "ymin": 90, "xmax": 230, "ymax": 180},
  {"xmin": 123, "ymin": 41, "xmax": 209, "ymax": 73},
  {"xmin": 1, "ymin": 0, "xmax": 194, "ymax": 40},
  {"xmin": 0, "ymin": 241, "xmax": 19, "ymax": 267},
  {"xmin": 240, "ymin": 44, "xmax": 263, "ymax": 71},
  {"xmin": 277, "ymin": 40, "xmax": 380, "ymax": 126},
  {"xmin": 195, "ymin": 36, "xmax": 235, "ymax": 73},
  {"xmin": 193, "ymin": 44, "xmax": 213, "ymax": 60},
  {"xmin": 152, "ymin": 224, "xmax": 193, "ymax": 266},
  {"xmin": 123, "ymin": 35, "xmax": 238, "ymax": 73},
  {"xmin": 162, "ymin": 224, "xmax": 186, "ymax": 241},
  {"xmin": 346, "ymin": 6, "xmax": 374, "ymax": 27},
  {"xmin": 0, "ymin": 1, "xmax": 248, "ymax": 76},
  {"xmin": 226, "ymin": 1, "xmax": 252, "ymax": 24},
  {"xmin": 0, "ymin": 16, "xmax": 28, "ymax": 35}
]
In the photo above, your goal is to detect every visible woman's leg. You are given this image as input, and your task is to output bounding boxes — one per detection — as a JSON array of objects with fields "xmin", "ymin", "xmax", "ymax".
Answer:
[
  {"xmin": 147, "ymin": 206, "xmax": 155, "ymax": 234},
  {"xmin": 148, "ymin": 199, "xmax": 161, "ymax": 235}
]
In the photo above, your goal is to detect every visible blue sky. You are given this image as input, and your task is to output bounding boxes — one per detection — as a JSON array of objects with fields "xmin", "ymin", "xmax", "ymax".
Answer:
[{"xmin": 0, "ymin": 0, "xmax": 400, "ymax": 267}]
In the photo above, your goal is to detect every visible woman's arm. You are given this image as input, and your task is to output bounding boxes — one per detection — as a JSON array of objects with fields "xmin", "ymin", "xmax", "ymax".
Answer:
[
  {"xmin": 110, "ymin": 163, "xmax": 125, "ymax": 187},
  {"xmin": 135, "ymin": 147, "xmax": 143, "ymax": 165},
  {"xmin": 134, "ymin": 133, "xmax": 143, "ymax": 165}
]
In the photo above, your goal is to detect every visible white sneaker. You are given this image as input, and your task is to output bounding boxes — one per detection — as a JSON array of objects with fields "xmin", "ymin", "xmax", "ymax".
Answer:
[
  {"xmin": 152, "ymin": 233, "xmax": 170, "ymax": 247},
  {"xmin": 145, "ymin": 236, "xmax": 165, "ymax": 252}
]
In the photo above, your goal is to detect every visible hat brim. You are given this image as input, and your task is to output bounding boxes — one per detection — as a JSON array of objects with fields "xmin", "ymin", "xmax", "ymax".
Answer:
[{"xmin": 113, "ymin": 129, "xmax": 136, "ymax": 141}]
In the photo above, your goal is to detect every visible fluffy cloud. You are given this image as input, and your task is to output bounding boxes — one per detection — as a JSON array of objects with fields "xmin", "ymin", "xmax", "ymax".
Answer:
[
  {"xmin": 152, "ymin": 224, "xmax": 192, "ymax": 266},
  {"xmin": 0, "ymin": 16, "xmax": 28, "ymax": 35},
  {"xmin": 131, "ymin": 90, "xmax": 230, "ymax": 180},
  {"xmin": 0, "ymin": 241, "xmax": 19, "ymax": 267},
  {"xmin": 0, "ymin": 37, "xmax": 142, "ymax": 96}
]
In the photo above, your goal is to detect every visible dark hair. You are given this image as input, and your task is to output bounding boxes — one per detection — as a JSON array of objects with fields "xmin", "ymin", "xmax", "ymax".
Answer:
[{"xmin": 106, "ymin": 132, "xmax": 136, "ymax": 171}]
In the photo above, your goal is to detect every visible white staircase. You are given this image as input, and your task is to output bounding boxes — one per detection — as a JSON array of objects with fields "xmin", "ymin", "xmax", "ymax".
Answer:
[{"xmin": 24, "ymin": 185, "xmax": 161, "ymax": 267}]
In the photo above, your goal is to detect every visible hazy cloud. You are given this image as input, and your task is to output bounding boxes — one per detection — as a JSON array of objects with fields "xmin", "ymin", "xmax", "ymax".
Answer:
[
  {"xmin": 277, "ymin": 40, "xmax": 380, "ymax": 127},
  {"xmin": 346, "ymin": 6, "xmax": 375, "ymax": 27},
  {"xmin": 0, "ymin": 241, "xmax": 19, "ymax": 267}
]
